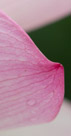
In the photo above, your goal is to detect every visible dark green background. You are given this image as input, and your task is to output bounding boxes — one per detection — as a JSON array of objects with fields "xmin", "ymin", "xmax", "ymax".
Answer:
[{"xmin": 28, "ymin": 16, "xmax": 71, "ymax": 101}]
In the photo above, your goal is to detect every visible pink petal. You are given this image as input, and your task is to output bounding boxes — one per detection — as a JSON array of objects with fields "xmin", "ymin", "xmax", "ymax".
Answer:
[
  {"xmin": 0, "ymin": 101, "xmax": 70, "ymax": 136},
  {"xmin": 0, "ymin": 11, "xmax": 64, "ymax": 129},
  {"xmin": 0, "ymin": 0, "xmax": 70, "ymax": 31}
]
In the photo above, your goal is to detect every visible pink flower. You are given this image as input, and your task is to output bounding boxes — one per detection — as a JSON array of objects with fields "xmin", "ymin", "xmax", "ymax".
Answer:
[{"xmin": 0, "ymin": 11, "xmax": 64, "ymax": 129}]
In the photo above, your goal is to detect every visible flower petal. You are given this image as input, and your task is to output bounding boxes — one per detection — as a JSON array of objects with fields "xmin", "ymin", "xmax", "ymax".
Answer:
[
  {"xmin": 0, "ymin": 11, "xmax": 64, "ymax": 129},
  {"xmin": 0, "ymin": 0, "xmax": 71, "ymax": 31}
]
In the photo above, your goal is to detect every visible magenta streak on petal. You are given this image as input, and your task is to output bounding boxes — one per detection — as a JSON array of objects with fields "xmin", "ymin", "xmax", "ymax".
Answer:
[{"xmin": 0, "ymin": 11, "xmax": 64, "ymax": 129}]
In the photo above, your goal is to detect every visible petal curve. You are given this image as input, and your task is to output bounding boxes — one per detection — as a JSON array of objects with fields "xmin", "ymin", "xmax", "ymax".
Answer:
[
  {"xmin": 0, "ymin": 11, "xmax": 64, "ymax": 129},
  {"xmin": 0, "ymin": 0, "xmax": 70, "ymax": 31}
]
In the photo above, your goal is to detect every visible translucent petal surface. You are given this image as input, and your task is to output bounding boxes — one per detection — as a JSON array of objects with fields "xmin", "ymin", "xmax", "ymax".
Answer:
[{"xmin": 0, "ymin": 11, "xmax": 64, "ymax": 129}]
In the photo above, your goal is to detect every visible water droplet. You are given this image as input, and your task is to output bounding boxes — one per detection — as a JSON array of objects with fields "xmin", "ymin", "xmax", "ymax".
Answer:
[{"xmin": 27, "ymin": 99, "xmax": 36, "ymax": 106}]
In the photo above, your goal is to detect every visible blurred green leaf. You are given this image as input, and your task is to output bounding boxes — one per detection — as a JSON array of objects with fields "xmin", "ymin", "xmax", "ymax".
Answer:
[{"xmin": 28, "ymin": 16, "xmax": 71, "ymax": 100}]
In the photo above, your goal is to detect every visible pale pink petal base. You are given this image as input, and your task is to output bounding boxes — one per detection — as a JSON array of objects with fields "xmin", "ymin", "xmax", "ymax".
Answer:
[
  {"xmin": 0, "ymin": 11, "xmax": 64, "ymax": 129},
  {"xmin": 0, "ymin": 101, "xmax": 70, "ymax": 136}
]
